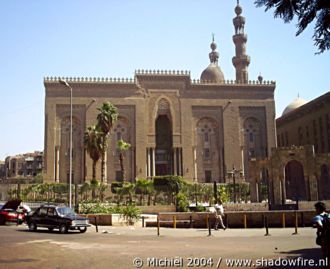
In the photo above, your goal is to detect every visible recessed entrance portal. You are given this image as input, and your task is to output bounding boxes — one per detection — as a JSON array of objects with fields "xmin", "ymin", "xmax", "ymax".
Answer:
[
  {"xmin": 155, "ymin": 115, "xmax": 173, "ymax": 175},
  {"xmin": 285, "ymin": 160, "xmax": 307, "ymax": 201}
]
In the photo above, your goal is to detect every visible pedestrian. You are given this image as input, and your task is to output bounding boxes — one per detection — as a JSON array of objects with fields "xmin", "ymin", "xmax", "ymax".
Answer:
[
  {"xmin": 312, "ymin": 201, "xmax": 330, "ymax": 267},
  {"xmin": 214, "ymin": 201, "xmax": 226, "ymax": 230}
]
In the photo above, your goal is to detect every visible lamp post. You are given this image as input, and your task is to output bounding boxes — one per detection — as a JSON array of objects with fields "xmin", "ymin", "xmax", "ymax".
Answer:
[
  {"xmin": 59, "ymin": 78, "xmax": 73, "ymax": 209},
  {"xmin": 228, "ymin": 165, "xmax": 239, "ymax": 203}
]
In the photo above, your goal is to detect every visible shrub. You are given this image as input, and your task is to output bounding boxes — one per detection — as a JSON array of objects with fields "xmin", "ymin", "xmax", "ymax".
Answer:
[
  {"xmin": 176, "ymin": 192, "xmax": 189, "ymax": 212},
  {"xmin": 79, "ymin": 202, "xmax": 112, "ymax": 214},
  {"xmin": 120, "ymin": 205, "xmax": 141, "ymax": 225},
  {"xmin": 195, "ymin": 204, "xmax": 207, "ymax": 212},
  {"xmin": 111, "ymin": 181, "xmax": 123, "ymax": 194},
  {"xmin": 153, "ymin": 175, "xmax": 186, "ymax": 194}
]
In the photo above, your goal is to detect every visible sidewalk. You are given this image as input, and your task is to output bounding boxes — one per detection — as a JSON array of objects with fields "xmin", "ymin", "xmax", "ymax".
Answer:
[{"xmin": 89, "ymin": 224, "xmax": 316, "ymax": 238}]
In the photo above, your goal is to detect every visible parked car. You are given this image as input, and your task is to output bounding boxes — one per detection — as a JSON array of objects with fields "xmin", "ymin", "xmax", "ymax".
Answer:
[
  {"xmin": 0, "ymin": 199, "xmax": 26, "ymax": 225},
  {"xmin": 26, "ymin": 205, "xmax": 90, "ymax": 234}
]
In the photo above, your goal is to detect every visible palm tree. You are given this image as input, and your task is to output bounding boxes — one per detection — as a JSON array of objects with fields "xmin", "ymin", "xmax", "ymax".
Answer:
[
  {"xmin": 90, "ymin": 178, "xmax": 100, "ymax": 201},
  {"xmin": 84, "ymin": 125, "xmax": 102, "ymax": 181},
  {"xmin": 79, "ymin": 182, "xmax": 90, "ymax": 201},
  {"xmin": 136, "ymin": 178, "xmax": 153, "ymax": 205},
  {"xmin": 117, "ymin": 139, "xmax": 131, "ymax": 181},
  {"xmin": 121, "ymin": 182, "xmax": 135, "ymax": 205},
  {"xmin": 96, "ymin": 102, "xmax": 118, "ymax": 183}
]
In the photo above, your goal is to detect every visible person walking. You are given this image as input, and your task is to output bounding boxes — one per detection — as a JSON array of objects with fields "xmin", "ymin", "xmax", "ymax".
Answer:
[
  {"xmin": 312, "ymin": 201, "xmax": 330, "ymax": 267},
  {"xmin": 214, "ymin": 201, "xmax": 226, "ymax": 230}
]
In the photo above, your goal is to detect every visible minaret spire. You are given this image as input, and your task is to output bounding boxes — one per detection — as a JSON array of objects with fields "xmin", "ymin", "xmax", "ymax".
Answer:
[
  {"xmin": 232, "ymin": 1, "xmax": 250, "ymax": 83},
  {"xmin": 200, "ymin": 35, "xmax": 224, "ymax": 83},
  {"xmin": 209, "ymin": 34, "xmax": 219, "ymax": 64}
]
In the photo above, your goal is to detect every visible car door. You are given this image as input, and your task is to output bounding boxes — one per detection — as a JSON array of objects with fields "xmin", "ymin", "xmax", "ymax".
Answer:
[
  {"xmin": 45, "ymin": 207, "xmax": 58, "ymax": 228},
  {"xmin": 33, "ymin": 207, "xmax": 47, "ymax": 227}
]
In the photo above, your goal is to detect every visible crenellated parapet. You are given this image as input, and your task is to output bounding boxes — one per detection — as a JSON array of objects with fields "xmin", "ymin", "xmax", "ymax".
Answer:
[
  {"xmin": 44, "ymin": 76, "xmax": 135, "ymax": 84},
  {"xmin": 134, "ymin": 69, "xmax": 190, "ymax": 76},
  {"xmin": 191, "ymin": 79, "xmax": 276, "ymax": 85}
]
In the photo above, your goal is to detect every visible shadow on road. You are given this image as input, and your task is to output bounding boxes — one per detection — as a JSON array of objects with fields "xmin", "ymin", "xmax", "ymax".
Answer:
[
  {"xmin": 257, "ymin": 248, "xmax": 326, "ymax": 269},
  {"xmin": 15, "ymin": 228, "xmax": 85, "ymax": 235},
  {"xmin": 0, "ymin": 258, "xmax": 39, "ymax": 264}
]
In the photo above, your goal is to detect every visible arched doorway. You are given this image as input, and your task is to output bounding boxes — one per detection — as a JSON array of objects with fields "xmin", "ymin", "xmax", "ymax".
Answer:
[
  {"xmin": 285, "ymin": 160, "xmax": 307, "ymax": 201},
  {"xmin": 155, "ymin": 115, "xmax": 173, "ymax": 175},
  {"xmin": 320, "ymin": 164, "xmax": 330, "ymax": 200}
]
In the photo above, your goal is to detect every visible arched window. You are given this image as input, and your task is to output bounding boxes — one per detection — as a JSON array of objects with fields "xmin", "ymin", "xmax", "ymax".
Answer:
[
  {"xmin": 243, "ymin": 117, "xmax": 262, "ymax": 159},
  {"xmin": 195, "ymin": 118, "xmax": 220, "ymax": 182}
]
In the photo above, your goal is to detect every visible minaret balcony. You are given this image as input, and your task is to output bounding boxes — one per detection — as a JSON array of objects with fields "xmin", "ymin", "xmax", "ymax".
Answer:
[
  {"xmin": 232, "ymin": 55, "xmax": 251, "ymax": 66},
  {"xmin": 233, "ymin": 34, "xmax": 247, "ymax": 43}
]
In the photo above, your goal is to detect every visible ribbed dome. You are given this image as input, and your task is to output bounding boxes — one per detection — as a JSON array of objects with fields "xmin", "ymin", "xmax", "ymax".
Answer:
[
  {"xmin": 282, "ymin": 97, "xmax": 308, "ymax": 116},
  {"xmin": 200, "ymin": 63, "xmax": 224, "ymax": 83}
]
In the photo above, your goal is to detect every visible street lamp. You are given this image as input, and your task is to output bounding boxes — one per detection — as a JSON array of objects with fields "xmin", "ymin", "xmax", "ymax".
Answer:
[
  {"xmin": 228, "ymin": 165, "xmax": 240, "ymax": 203},
  {"xmin": 59, "ymin": 78, "xmax": 73, "ymax": 209}
]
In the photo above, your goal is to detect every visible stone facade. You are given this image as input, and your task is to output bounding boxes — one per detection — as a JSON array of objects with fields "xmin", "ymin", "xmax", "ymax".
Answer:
[
  {"xmin": 277, "ymin": 92, "xmax": 330, "ymax": 154},
  {"xmin": 0, "ymin": 161, "xmax": 5, "ymax": 179},
  {"xmin": 249, "ymin": 146, "xmax": 330, "ymax": 204},
  {"xmin": 249, "ymin": 92, "xmax": 330, "ymax": 204},
  {"xmin": 44, "ymin": 75, "xmax": 276, "ymax": 184},
  {"xmin": 43, "ymin": 2, "xmax": 276, "ymax": 185}
]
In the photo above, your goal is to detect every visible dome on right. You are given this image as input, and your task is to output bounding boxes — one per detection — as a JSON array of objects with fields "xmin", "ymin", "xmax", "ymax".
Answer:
[{"xmin": 282, "ymin": 97, "xmax": 308, "ymax": 116}]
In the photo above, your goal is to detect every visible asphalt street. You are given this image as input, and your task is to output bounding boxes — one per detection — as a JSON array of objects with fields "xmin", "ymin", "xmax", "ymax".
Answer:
[{"xmin": 0, "ymin": 224, "xmax": 325, "ymax": 269}]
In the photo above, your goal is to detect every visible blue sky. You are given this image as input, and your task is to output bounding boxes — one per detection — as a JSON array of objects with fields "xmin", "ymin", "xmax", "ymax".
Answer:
[{"xmin": 0, "ymin": 0, "xmax": 329, "ymax": 161}]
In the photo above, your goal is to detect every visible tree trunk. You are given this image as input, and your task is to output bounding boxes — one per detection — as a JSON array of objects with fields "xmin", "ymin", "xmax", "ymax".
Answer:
[
  {"xmin": 119, "ymin": 153, "xmax": 125, "ymax": 181},
  {"xmin": 101, "ymin": 136, "xmax": 106, "ymax": 183},
  {"xmin": 92, "ymin": 161, "xmax": 96, "ymax": 181}
]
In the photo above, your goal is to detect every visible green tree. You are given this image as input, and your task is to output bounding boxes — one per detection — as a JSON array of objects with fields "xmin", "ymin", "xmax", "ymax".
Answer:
[
  {"xmin": 218, "ymin": 185, "xmax": 230, "ymax": 203},
  {"xmin": 255, "ymin": 0, "xmax": 330, "ymax": 54},
  {"xmin": 117, "ymin": 139, "xmax": 131, "ymax": 181},
  {"xmin": 98, "ymin": 183, "xmax": 107, "ymax": 202},
  {"xmin": 121, "ymin": 182, "xmax": 136, "ymax": 205},
  {"xmin": 90, "ymin": 179, "xmax": 100, "ymax": 200},
  {"xmin": 136, "ymin": 178, "xmax": 153, "ymax": 205},
  {"xmin": 176, "ymin": 192, "xmax": 189, "ymax": 212},
  {"xmin": 96, "ymin": 102, "xmax": 118, "ymax": 183},
  {"xmin": 79, "ymin": 182, "xmax": 90, "ymax": 201},
  {"xmin": 84, "ymin": 125, "xmax": 102, "ymax": 181}
]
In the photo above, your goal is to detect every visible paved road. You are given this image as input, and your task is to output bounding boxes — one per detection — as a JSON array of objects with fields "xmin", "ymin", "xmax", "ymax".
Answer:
[{"xmin": 0, "ymin": 224, "xmax": 325, "ymax": 269}]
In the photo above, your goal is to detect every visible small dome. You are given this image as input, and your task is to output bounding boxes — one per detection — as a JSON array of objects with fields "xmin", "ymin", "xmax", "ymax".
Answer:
[
  {"xmin": 200, "ymin": 63, "xmax": 225, "ymax": 83},
  {"xmin": 282, "ymin": 97, "xmax": 308, "ymax": 116}
]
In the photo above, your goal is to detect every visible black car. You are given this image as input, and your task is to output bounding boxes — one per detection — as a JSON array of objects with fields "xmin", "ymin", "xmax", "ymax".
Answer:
[{"xmin": 26, "ymin": 205, "xmax": 90, "ymax": 234}]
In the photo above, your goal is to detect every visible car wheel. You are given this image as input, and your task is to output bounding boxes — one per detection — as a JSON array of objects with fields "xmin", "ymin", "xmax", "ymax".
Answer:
[
  {"xmin": 28, "ymin": 222, "xmax": 37, "ymax": 232},
  {"xmin": 59, "ymin": 224, "xmax": 68, "ymax": 234},
  {"xmin": 0, "ymin": 215, "xmax": 6, "ymax": 225},
  {"xmin": 79, "ymin": 227, "xmax": 87, "ymax": 233},
  {"xmin": 48, "ymin": 227, "xmax": 54, "ymax": 232}
]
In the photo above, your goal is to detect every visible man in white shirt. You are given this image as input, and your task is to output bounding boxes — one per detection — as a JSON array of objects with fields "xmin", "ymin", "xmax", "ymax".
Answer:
[{"xmin": 214, "ymin": 201, "xmax": 226, "ymax": 230}]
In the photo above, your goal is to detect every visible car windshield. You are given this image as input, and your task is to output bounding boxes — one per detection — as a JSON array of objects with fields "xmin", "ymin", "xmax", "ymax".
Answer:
[{"xmin": 56, "ymin": 207, "xmax": 75, "ymax": 216}]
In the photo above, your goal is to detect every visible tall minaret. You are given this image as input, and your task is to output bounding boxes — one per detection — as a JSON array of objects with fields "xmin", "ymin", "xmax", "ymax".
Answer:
[{"xmin": 232, "ymin": 0, "xmax": 250, "ymax": 83}]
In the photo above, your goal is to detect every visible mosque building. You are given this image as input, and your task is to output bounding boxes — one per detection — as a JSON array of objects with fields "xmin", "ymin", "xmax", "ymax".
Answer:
[
  {"xmin": 249, "ymin": 92, "xmax": 330, "ymax": 204},
  {"xmin": 43, "ymin": 2, "xmax": 276, "ymax": 185}
]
